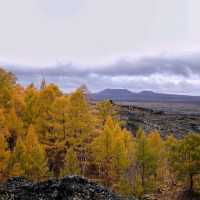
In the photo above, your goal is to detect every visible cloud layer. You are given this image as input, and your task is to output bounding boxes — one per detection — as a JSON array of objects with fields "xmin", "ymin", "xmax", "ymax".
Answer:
[{"xmin": 4, "ymin": 51, "xmax": 200, "ymax": 95}]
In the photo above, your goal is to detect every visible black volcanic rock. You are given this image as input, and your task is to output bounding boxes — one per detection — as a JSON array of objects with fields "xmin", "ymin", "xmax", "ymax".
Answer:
[{"xmin": 0, "ymin": 176, "xmax": 135, "ymax": 200}]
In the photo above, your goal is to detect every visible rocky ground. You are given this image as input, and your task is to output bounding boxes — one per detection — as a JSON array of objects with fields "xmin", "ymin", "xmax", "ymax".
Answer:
[
  {"xmin": 118, "ymin": 103, "xmax": 200, "ymax": 138},
  {"xmin": 0, "ymin": 176, "xmax": 136, "ymax": 200}
]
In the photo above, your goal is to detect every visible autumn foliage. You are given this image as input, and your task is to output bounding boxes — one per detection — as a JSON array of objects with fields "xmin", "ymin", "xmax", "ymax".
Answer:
[{"xmin": 1, "ymin": 68, "xmax": 200, "ymax": 198}]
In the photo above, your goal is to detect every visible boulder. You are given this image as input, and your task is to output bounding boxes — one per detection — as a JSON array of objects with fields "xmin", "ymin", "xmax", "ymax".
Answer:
[{"xmin": 0, "ymin": 176, "xmax": 136, "ymax": 200}]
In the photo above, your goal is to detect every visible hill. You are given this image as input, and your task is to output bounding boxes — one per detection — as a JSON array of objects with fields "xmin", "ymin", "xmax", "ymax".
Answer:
[{"xmin": 91, "ymin": 89, "xmax": 200, "ymax": 103}]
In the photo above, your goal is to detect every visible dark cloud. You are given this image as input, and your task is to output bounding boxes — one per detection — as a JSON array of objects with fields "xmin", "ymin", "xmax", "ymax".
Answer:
[
  {"xmin": 3, "ymin": 52, "xmax": 200, "ymax": 94},
  {"xmin": 6, "ymin": 52, "xmax": 200, "ymax": 78}
]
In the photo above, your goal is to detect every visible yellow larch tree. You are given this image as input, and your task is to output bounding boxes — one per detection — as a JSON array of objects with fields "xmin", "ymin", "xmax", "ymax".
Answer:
[
  {"xmin": 147, "ymin": 131, "xmax": 165, "ymax": 191},
  {"xmin": 134, "ymin": 129, "xmax": 158, "ymax": 196},
  {"xmin": 23, "ymin": 84, "xmax": 39, "ymax": 128},
  {"xmin": 60, "ymin": 147, "xmax": 80, "ymax": 177},
  {"xmin": 0, "ymin": 134, "xmax": 10, "ymax": 181},
  {"xmin": 0, "ymin": 108, "xmax": 9, "ymax": 138},
  {"xmin": 67, "ymin": 88, "xmax": 95, "ymax": 176},
  {"xmin": 6, "ymin": 108, "xmax": 24, "ymax": 151},
  {"xmin": 96, "ymin": 100, "xmax": 117, "ymax": 126},
  {"xmin": 0, "ymin": 68, "xmax": 16, "ymax": 109},
  {"xmin": 25, "ymin": 124, "xmax": 49, "ymax": 181},
  {"xmin": 92, "ymin": 116, "xmax": 134, "ymax": 190},
  {"xmin": 35, "ymin": 84, "xmax": 62, "ymax": 142},
  {"xmin": 9, "ymin": 137, "xmax": 26, "ymax": 177},
  {"xmin": 50, "ymin": 95, "xmax": 69, "ymax": 143}
]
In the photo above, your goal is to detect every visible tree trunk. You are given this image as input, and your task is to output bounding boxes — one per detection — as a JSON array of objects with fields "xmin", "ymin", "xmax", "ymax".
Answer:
[{"xmin": 189, "ymin": 174, "xmax": 193, "ymax": 193}]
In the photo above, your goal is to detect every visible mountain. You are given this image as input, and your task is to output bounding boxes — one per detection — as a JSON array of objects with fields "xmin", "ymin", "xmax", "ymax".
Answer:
[{"xmin": 91, "ymin": 89, "xmax": 200, "ymax": 103}]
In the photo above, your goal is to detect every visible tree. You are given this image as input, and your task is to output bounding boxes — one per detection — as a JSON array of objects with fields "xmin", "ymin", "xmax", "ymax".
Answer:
[
  {"xmin": 40, "ymin": 78, "xmax": 46, "ymax": 90},
  {"xmin": 7, "ymin": 108, "xmax": 24, "ymax": 151},
  {"xmin": 96, "ymin": 100, "xmax": 117, "ymax": 125},
  {"xmin": 50, "ymin": 96, "xmax": 69, "ymax": 142},
  {"xmin": 0, "ymin": 68, "xmax": 16, "ymax": 109},
  {"xmin": 92, "ymin": 116, "xmax": 134, "ymax": 189},
  {"xmin": 0, "ymin": 109, "xmax": 9, "ymax": 138},
  {"xmin": 60, "ymin": 147, "xmax": 80, "ymax": 177},
  {"xmin": 134, "ymin": 129, "xmax": 158, "ymax": 194},
  {"xmin": 9, "ymin": 126, "xmax": 50, "ymax": 180},
  {"xmin": 111, "ymin": 124, "xmax": 131, "ymax": 180},
  {"xmin": 23, "ymin": 84, "xmax": 39, "ymax": 128},
  {"xmin": 24, "ymin": 125, "xmax": 49, "ymax": 181},
  {"xmin": 0, "ymin": 134, "xmax": 10, "ymax": 181},
  {"xmin": 67, "ymin": 88, "xmax": 95, "ymax": 175},
  {"xmin": 35, "ymin": 84, "xmax": 62, "ymax": 141},
  {"xmin": 165, "ymin": 134, "xmax": 178, "ymax": 187},
  {"xmin": 111, "ymin": 135, "xmax": 127, "ymax": 187},
  {"xmin": 12, "ymin": 84, "xmax": 25, "ymax": 118},
  {"xmin": 8, "ymin": 137, "xmax": 26, "ymax": 177},
  {"xmin": 147, "ymin": 131, "xmax": 165, "ymax": 190},
  {"xmin": 169, "ymin": 133, "xmax": 200, "ymax": 193},
  {"xmin": 92, "ymin": 116, "xmax": 115, "ymax": 186}
]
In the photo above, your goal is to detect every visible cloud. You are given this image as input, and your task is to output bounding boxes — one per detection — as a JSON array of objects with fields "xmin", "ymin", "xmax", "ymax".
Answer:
[
  {"xmin": 3, "ymin": 51, "xmax": 200, "ymax": 95},
  {"xmin": 8, "ymin": 51, "xmax": 200, "ymax": 77}
]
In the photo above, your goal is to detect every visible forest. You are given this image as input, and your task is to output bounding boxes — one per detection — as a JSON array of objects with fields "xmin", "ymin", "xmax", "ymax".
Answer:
[{"xmin": 0, "ymin": 67, "xmax": 200, "ymax": 199}]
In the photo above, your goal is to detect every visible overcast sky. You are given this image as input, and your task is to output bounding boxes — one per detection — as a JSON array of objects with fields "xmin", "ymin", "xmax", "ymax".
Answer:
[{"xmin": 0, "ymin": 0, "xmax": 200, "ymax": 95}]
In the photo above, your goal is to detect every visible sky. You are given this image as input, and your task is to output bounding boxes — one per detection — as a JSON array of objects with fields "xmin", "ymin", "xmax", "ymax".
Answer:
[{"xmin": 0, "ymin": 0, "xmax": 200, "ymax": 95}]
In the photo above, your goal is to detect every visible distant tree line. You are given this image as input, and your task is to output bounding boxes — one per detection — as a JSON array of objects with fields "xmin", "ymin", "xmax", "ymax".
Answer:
[{"xmin": 0, "ymin": 67, "xmax": 200, "ymax": 198}]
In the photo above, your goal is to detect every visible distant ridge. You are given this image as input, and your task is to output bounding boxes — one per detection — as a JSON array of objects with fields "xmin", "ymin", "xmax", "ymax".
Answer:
[{"xmin": 91, "ymin": 89, "xmax": 200, "ymax": 103}]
